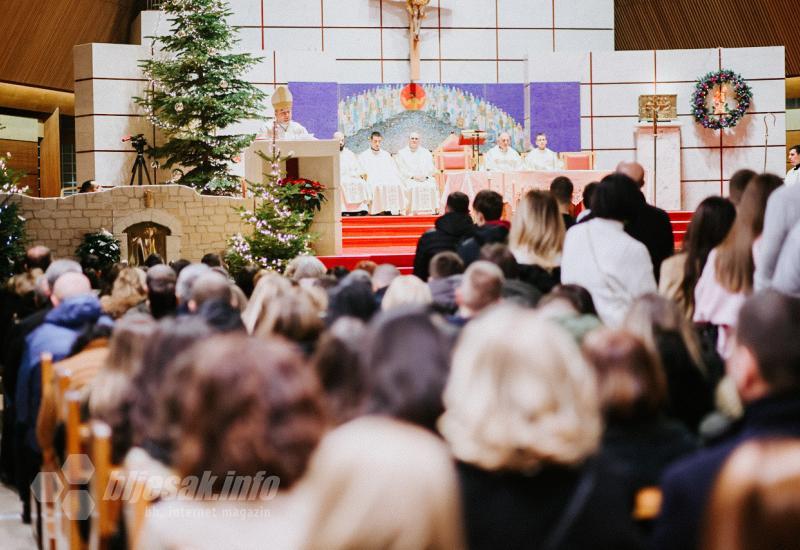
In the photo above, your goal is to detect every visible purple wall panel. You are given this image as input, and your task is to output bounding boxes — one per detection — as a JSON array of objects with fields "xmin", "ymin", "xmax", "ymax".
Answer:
[
  {"xmin": 530, "ymin": 82, "xmax": 581, "ymax": 153},
  {"xmin": 289, "ymin": 82, "xmax": 339, "ymax": 139},
  {"xmin": 484, "ymin": 83, "xmax": 525, "ymax": 126}
]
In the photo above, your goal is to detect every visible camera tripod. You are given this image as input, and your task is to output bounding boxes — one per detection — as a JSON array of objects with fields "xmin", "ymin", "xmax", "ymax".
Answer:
[{"xmin": 128, "ymin": 135, "xmax": 153, "ymax": 186}]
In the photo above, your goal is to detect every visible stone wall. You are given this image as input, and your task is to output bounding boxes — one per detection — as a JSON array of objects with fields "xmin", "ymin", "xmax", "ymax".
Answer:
[{"xmin": 1, "ymin": 185, "xmax": 255, "ymax": 262}]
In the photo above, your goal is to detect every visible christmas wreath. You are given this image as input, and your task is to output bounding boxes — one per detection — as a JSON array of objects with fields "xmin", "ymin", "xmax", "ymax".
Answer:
[{"xmin": 691, "ymin": 70, "xmax": 752, "ymax": 130}]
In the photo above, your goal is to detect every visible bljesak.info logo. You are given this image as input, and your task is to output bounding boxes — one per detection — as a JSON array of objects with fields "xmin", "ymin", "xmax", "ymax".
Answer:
[{"xmin": 32, "ymin": 454, "xmax": 281, "ymax": 520}]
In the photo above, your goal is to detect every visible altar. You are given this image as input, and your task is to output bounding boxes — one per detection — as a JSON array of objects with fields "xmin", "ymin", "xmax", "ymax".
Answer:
[{"xmin": 439, "ymin": 170, "xmax": 611, "ymax": 213}]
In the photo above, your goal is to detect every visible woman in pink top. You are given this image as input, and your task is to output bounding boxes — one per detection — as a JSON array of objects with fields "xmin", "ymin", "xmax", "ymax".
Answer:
[{"xmin": 694, "ymin": 174, "xmax": 782, "ymax": 358}]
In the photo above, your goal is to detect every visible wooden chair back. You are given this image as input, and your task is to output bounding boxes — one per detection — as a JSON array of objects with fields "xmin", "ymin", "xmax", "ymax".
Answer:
[
  {"xmin": 60, "ymin": 390, "xmax": 88, "ymax": 550},
  {"xmin": 90, "ymin": 421, "xmax": 123, "ymax": 550},
  {"xmin": 560, "ymin": 151, "xmax": 595, "ymax": 170}
]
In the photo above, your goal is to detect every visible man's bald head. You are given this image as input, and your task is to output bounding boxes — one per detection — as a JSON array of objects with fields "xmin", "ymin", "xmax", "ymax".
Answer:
[
  {"xmin": 51, "ymin": 272, "xmax": 92, "ymax": 306},
  {"xmin": 616, "ymin": 161, "xmax": 645, "ymax": 188}
]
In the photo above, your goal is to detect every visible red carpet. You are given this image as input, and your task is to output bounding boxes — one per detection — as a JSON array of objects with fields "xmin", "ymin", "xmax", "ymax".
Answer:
[{"xmin": 319, "ymin": 212, "xmax": 692, "ymax": 274}]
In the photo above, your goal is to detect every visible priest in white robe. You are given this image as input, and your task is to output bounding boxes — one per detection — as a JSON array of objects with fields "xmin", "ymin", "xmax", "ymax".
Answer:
[
  {"xmin": 524, "ymin": 132, "xmax": 561, "ymax": 171},
  {"xmin": 395, "ymin": 132, "xmax": 439, "ymax": 215},
  {"xmin": 334, "ymin": 131, "xmax": 371, "ymax": 214},
  {"xmin": 786, "ymin": 145, "xmax": 800, "ymax": 187},
  {"xmin": 358, "ymin": 132, "xmax": 406, "ymax": 215},
  {"xmin": 484, "ymin": 132, "xmax": 522, "ymax": 171},
  {"xmin": 256, "ymin": 86, "xmax": 315, "ymax": 140}
]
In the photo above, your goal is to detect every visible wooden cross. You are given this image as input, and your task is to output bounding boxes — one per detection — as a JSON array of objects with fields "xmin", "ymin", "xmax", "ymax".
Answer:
[{"xmin": 407, "ymin": 0, "xmax": 430, "ymax": 81}]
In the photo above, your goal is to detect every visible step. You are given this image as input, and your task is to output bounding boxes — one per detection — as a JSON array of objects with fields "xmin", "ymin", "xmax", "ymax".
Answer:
[
  {"xmin": 342, "ymin": 215, "xmax": 438, "ymax": 226},
  {"xmin": 343, "ymin": 224, "xmax": 434, "ymax": 237},
  {"xmin": 344, "ymin": 235, "xmax": 422, "ymax": 248}
]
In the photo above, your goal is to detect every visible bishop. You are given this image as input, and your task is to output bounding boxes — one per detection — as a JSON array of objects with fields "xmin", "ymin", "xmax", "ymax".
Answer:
[{"xmin": 257, "ymin": 86, "xmax": 314, "ymax": 140}]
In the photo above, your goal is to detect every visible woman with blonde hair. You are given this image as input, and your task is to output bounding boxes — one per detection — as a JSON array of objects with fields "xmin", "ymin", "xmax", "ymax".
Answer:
[
  {"xmin": 694, "ymin": 173, "xmax": 782, "ymax": 358},
  {"xmin": 623, "ymin": 294, "xmax": 714, "ymax": 432},
  {"xmin": 381, "ymin": 274, "xmax": 432, "ymax": 311},
  {"xmin": 440, "ymin": 305, "xmax": 643, "ymax": 549},
  {"xmin": 300, "ymin": 416, "xmax": 465, "ymax": 550},
  {"xmin": 703, "ymin": 439, "xmax": 800, "ymax": 550},
  {"xmin": 509, "ymin": 190, "xmax": 564, "ymax": 293},
  {"xmin": 100, "ymin": 267, "xmax": 147, "ymax": 319},
  {"xmin": 240, "ymin": 271, "xmax": 292, "ymax": 333},
  {"xmin": 253, "ymin": 286, "xmax": 325, "ymax": 355}
]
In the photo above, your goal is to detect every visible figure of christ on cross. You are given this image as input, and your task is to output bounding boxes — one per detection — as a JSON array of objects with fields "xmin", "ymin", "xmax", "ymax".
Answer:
[{"xmin": 407, "ymin": 0, "xmax": 430, "ymax": 81}]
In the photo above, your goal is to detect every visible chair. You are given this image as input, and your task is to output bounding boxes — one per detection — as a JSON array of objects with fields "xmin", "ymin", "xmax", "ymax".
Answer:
[
  {"xmin": 560, "ymin": 151, "xmax": 595, "ymax": 170},
  {"xmin": 34, "ymin": 352, "xmax": 60, "ymax": 550},
  {"xmin": 433, "ymin": 133, "xmax": 472, "ymax": 172},
  {"xmin": 60, "ymin": 391, "xmax": 88, "ymax": 550},
  {"xmin": 90, "ymin": 421, "xmax": 123, "ymax": 550}
]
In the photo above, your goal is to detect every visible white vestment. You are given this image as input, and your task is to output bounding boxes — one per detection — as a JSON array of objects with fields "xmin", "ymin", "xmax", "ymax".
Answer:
[
  {"xmin": 524, "ymin": 148, "xmax": 561, "ymax": 171},
  {"xmin": 358, "ymin": 149, "xmax": 406, "ymax": 215},
  {"xmin": 785, "ymin": 167, "xmax": 800, "ymax": 187},
  {"xmin": 256, "ymin": 120, "xmax": 314, "ymax": 140},
  {"xmin": 339, "ymin": 148, "xmax": 371, "ymax": 213},
  {"xmin": 484, "ymin": 145, "xmax": 522, "ymax": 171},
  {"xmin": 395, "ymin": 146, "xmax": 439, "ymax": 215}
]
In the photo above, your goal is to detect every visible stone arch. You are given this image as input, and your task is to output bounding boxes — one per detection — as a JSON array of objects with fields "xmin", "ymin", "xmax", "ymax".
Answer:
[{"xmin": 113, "ymin": 209, "xmax": 183, "ymax": 262}]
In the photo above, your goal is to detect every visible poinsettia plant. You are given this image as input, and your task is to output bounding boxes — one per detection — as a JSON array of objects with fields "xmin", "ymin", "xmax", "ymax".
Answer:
[{"xmin": 277, "ymin": 177, "xmax": 327, "ymax": 213}]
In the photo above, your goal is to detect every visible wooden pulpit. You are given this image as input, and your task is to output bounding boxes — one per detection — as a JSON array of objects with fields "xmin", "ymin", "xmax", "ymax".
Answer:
[{"xmin": 245, "ymin": 139, "xmax": 342, "ymax": 256}]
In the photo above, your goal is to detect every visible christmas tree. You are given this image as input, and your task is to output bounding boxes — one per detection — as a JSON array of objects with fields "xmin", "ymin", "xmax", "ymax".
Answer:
[
  {"xmin": 0, "ymin": 151, "xmax": 28, "ymax": 282},
  {"xmin": 135, "ymin": 0, "xmax": 265, "ymax": 195},
  {"xmin": 226, "ymin": 146, "xmax": 322, "ymax": 274}
]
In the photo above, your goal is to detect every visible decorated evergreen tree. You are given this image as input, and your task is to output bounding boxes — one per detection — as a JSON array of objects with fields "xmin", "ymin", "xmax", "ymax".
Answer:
[
  {"xmin": 226, "ymin": 147, "xmax": 324, "ymax": 274},
  {"xmin": 0, "ymin": 152, "xmax": 28, "ymax": 282},
  {"xmin": 135, "ymin": 0, "xmax": 265, "ymax": 195}
]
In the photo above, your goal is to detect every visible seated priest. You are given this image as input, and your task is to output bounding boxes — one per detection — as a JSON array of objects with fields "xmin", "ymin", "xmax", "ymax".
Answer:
[
  {"xmin": 484, "ymin": 132, "xmax": 522, "ymax": 171},
  {"xmin": 358, "ymin": 132, "xmax": 406, "ymax": 215},
  {"xmin": 395, "ymin": 132, "xmax": 439, "ymax": 215},
  {"xmin": 334, "ymin": 131, "xmax": 371, "ymax": 215},
  {"xmin": 256, "ymin": 85, "xmax": 314, "ymax": 140},
  {"xmin": 524, "ymin": 132, "xmax": 562, "ymax": 171}
]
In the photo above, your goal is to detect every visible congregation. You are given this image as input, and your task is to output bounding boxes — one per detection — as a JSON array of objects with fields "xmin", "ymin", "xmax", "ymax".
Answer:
[{"xmin": 2, "ymin": 161, "xmax": 800, "ymax": 550}]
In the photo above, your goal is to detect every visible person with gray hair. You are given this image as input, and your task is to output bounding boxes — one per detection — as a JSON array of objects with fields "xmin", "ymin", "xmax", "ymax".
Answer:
[
  {"xmin": 372, "ymin": 264, "xmax": 400, "ymax": 308},
  {"xmin": 451, "ymin": 261, "xmax": 504, "ymax": 326},
  {"xmin": 175, "ymin": 263, "xmax": 210, "ymax": 306},
  {"xmin": 285, "ymin": 255, "xmax": 327, "ymax": 283}
]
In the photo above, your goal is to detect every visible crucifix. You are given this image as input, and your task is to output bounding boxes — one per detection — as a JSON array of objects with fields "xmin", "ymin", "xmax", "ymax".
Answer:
[
  {"xmin": 380, "ymin": 0, "xmax": 449, "ymax": 81},
  {"xmin": 407, "ymin": 0, "xmax": 430, "ymax": 81}
]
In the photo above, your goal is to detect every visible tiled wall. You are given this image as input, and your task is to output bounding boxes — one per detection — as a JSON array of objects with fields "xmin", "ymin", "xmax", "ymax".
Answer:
[
  {"xmin": 229, "ymin": 0, "xmax": 614, "ymax": 84},
  {"xmin": 528, "ymin": 47, "xmax": 787, "ymax": 208}
]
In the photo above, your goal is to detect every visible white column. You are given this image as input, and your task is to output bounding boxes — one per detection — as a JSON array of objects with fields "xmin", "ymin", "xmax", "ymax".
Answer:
[{"xmin": 635, "ymin": 122, "xmax": 682, "ymax": 210}]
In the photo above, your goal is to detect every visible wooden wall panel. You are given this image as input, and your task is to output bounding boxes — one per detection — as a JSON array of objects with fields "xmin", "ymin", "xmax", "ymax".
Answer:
[
  {"xmin": 616, "ymin": 0, "xmax": 798, "ymax": 76},
  {"xmin": 40, "ymin": 109, "xmax": 61, "ymax": 197},
  {"xmin": 0, "ymin": 139, "xmax": 39, "ymax": 195},
  {"xmin": 0, "ymin": 0, "xmax": 139, "ymax": 92}
]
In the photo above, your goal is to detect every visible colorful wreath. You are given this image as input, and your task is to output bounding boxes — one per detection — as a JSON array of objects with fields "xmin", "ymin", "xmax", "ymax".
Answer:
[{"xmin": 691, "ymin": 69, "xmax": 752, "ymax": 130}]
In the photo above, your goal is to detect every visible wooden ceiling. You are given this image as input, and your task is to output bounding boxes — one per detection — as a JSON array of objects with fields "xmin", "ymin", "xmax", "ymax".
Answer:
[
  {"xmin": 616, "ymin": 0, "xmax": 799, "ymax": 76},
  {"xmin": 0, "ymin": 0, "xmax": 798, "ymax": 95},
  {"xmin": 0, "ymin": 0, "xmax": 139, "ymax": 93}
]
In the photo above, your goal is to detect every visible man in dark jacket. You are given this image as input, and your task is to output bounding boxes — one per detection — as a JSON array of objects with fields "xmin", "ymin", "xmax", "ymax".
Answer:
[
  {"xmin": 652, "ymin": 290, "xmax": 800, "ymax": 550},
  {"xmin": 14, "ymin": 271, "xmax": 108, "ymax": 520},
  {"xmin": 616, "ymin": 161, "xmax": 674, "ymax": 282},
  {"xmin": 457, "ymin": 190, "xmax": 510, "ymax": 267},
  {"xmin": 413, "ymin": 192, "xmax": 475, "ymax": 281}
]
